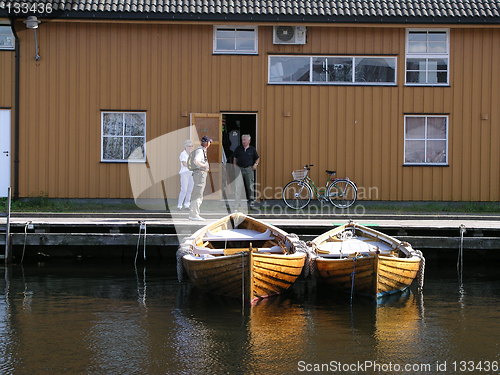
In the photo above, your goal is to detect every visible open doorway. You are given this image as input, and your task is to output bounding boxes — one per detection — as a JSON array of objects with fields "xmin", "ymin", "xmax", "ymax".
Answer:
[
  {"xmin": 221, "ymin": 113, "xmax": 257, "ymax": 201},
  {"xmin": 222, "ymin": 113, "xmax": 257, "ymax": 163}
]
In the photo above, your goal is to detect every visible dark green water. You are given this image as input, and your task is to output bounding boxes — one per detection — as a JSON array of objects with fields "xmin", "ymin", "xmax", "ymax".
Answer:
[{"xmin": 0, "ymin": 261, "xmax": 499, "ymax": 375}]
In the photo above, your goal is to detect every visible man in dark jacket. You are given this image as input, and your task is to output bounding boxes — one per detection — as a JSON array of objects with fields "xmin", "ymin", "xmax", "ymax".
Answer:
[{"xmin": 233, "ymin": 134, "xmax": 259, "ymax": 208}]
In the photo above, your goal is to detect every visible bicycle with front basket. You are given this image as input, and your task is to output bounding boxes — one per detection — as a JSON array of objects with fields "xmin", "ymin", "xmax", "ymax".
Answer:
[{"xmin": 282, "ymin": 164, "xmax": 358, "ymax": 209}]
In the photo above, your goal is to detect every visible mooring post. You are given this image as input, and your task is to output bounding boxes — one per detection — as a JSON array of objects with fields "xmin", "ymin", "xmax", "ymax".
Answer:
[{"xmin": 4, "ymin": 187, "xmax": 12, "ymax": 264}]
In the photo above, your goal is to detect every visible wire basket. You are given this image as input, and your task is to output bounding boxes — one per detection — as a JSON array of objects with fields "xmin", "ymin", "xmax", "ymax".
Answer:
[{"xmin": 292, "ymin": 169, "xmax": 308, "ymax": 180}]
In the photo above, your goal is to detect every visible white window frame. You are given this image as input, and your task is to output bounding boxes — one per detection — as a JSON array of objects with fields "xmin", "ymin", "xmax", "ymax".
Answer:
[
  {"xmin": 404, "ymin": 115, "xmax": 449, "ymax": 166},
  {"xmin": 0, "ymin": 26, "xmax": 15, "ymax": 50},
  {"xmin": 101, "ymin": 111, "xmax": 147, "ymax": 163},
  {"xmin": 268, "ymin": 55, "xmax": 397, "ymax": 85},
  {"xmin": 405, "ymin": 29, "xmax": 450, "ymax": 86},
  {"xmin": 213, "ymin": 25, "xmax": 258, "ymax": 55}
]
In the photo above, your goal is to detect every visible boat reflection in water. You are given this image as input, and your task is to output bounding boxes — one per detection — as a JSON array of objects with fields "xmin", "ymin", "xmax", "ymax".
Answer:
[
  {"xmin": 173, "ymin": 284, "xmax": 311, "ymax": 374},
  {"xmin": 374, "ymin": 290, "xmax": 425, "ymax": 363},
  {"xmin": 172, "ymin": 281, "xmax": 426, "ymax": 374},
  {"xmin": 1, "ymin": 263, "xmax": 498, "ymax": 375}
]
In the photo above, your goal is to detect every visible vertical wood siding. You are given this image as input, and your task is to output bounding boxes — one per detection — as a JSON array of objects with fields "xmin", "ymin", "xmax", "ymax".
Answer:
[
  {"xmin": 0, "ymin": 52, "xmax": 13, "ymax": 107},
  {"xmin": 14, "ymin": 21, "xmax": 500, "ymax": 201}
]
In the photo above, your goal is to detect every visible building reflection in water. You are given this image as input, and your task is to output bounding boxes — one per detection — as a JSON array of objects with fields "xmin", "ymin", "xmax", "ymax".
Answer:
[{"xmin": 0, "ymin": 264, "xmax": 498, "ymax": 374}]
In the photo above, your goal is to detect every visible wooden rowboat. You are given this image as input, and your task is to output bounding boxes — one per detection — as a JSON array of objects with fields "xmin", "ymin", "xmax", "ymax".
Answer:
[
  {"xmin": 310, "ymin": 222, "xmax": 424, "ymax": 299},
  {"xmin": 177, "ymin": 213, "xmax": 307, "ymax": 304}
]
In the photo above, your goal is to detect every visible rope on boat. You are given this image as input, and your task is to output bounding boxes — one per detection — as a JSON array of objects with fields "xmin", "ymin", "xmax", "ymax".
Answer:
[
  {"xmin": 308, "ymin": 251, "xmax": 318, "ymax": 278},
  {"xmin": 397, "ymin": 240, "xmax": 426, "ymax": 292},
  {"xmin": 285, "ymin": 233, "xmax": 300, "ymax": 253},
  {"xmin": 176, "ymin": 243, "xmax": 193, "ymax": 282},
  {"xmin": 288, "ymin": 233, "xmax": 315, "ymax": 278},
  {"xmin": 350, "ymin": 257, "xmax": 357, "ymax": 304},
  {"xmin": 304, "ymin": 242, "xmax": 318, "ymax": 278},
  {"xmin": 415, "ymin": 250, "xmax": 426, "ymax": 292}
]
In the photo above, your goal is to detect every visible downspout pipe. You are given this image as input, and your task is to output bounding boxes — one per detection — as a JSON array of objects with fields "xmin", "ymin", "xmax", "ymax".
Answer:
[{"xmin": 10, "ymin": 20, "xmax": 20, "ymax": 199}]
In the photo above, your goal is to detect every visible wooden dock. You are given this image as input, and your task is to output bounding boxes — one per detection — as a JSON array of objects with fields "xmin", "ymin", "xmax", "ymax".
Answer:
[{"xmin": 1, "ymin": 212, "xmax": 499, "ymax": 261}]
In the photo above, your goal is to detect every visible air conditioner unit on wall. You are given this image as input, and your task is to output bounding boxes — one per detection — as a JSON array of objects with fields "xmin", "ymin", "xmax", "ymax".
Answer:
[{"xmin": 273, "ymin": 26, "xmax": 307, "ymax": 45}]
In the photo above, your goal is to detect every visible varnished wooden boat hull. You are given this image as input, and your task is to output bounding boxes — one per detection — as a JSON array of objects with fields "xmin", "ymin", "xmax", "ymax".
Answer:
[
  {"xmin": 183, "ymin": 254, "xmax": 247, "ymax": 298},
  {"xmin": 316, "ymin": 255, "xmax": 420, "ymax": 298},
  {"xmin": 183, "ymin": 252, "xmax": 306, "ymax": 302},
  {"xmin": 316, "ymin": 256, "xmax": 376, "ymax": 295},
  {"xmin": 312, "ymin": 222, "xmax": 422, "ymax": 299},
  {"xmin": 181, "ymin": 213, "xmax": 306, "ymax": 303},
  {"xmin": 377, "ymin": 255, "xmax": 420, "ymax": 297},
  {"xmin": 251, "ymin": 252, "xmax": 305, "ymax": 301}
]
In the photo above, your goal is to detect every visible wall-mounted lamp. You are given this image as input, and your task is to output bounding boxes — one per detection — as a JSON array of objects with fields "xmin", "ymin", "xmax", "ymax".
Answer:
[{"xmin": 24, "ymin": 16, "xmax": 41, "ymax": 61}]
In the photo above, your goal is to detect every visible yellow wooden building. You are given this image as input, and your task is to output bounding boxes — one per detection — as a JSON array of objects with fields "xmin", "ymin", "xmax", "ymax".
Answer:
[{"xmin": 0, "ymin": 1, "xmax": 499, "ymax": 202}]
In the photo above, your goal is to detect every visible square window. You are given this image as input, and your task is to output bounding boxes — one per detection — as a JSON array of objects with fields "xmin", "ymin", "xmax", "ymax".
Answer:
[
  {"xmin": 404, "ymin": 116, "xmax": 448, "ymax": 165},
  {"xmin": 101, "ymin": 112, "xmax": 146, "ymax": 162}
]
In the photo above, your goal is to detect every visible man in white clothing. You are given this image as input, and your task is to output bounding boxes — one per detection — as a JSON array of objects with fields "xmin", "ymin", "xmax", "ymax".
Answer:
[
  {"xmin": 189, "ymin": 136, "xmax": 212, "ymax": 221},
  {"xmin": 177, "ymin": 139, "xmax": 194, "ymax": 210}
]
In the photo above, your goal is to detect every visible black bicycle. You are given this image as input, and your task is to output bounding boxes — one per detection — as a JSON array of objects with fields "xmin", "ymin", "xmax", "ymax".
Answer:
[{"xmin": 282, "ymin": 164, "xmax": 358, "ymax": 209}]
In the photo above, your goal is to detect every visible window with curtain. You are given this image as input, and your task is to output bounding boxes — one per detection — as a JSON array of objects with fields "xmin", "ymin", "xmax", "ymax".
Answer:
[
  {"xmin": 404, "ymin": 115, "xmax": 448, "ymax": 165},
  {"xmin": 406, "ymin": 30, "xmax": 449, "ymax": 85}
]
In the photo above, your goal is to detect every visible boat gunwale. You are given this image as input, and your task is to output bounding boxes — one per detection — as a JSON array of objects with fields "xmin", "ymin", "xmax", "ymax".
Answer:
[{"xmin": 311, "ymin": 222, "xmax": 416, "ymax": 259}]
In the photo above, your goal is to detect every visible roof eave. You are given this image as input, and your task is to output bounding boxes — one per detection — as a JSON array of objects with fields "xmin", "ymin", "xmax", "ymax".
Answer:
[{"xmin": 14, "ymin": 11, "xmax": 499, "ymax": 25}]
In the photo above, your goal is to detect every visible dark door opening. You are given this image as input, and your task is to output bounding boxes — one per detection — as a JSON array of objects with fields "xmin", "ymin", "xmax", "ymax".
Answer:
[
  {"xmin": 221, "ymin": 113, "xmax": 258, "ymax": 201},
  {"xmin": 222, "ymin": 113, "xmax": 257, "ymax": 164}
]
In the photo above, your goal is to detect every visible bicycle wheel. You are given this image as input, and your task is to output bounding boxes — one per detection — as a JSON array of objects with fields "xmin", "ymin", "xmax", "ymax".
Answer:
[
  {"xmin": 327, "ymin": 179, "xmax": 357, "ymax": 208},
  {"xmin": 282, "ymin": 180, "xmax": 312, "ymax": 209}
]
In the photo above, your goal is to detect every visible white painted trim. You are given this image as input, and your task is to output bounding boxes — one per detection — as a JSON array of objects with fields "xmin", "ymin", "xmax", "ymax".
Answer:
[
  {"xmin": 268, "ymin": 55, "xmax": 398, "ymax": 85},
  {"xmin": 403, "ymin": 115, "xmax": 449, "ymax": 166},
  {"xmin": 100, "ymin": 111, "xmax": 147, "ymax": 163},
  {"xmin": 0, "ymin": 110, "xmax": 11, "ymax": 197},
  {"xmin": 213, "ymin": 25, "xmax": 258, "ymax": 55}
]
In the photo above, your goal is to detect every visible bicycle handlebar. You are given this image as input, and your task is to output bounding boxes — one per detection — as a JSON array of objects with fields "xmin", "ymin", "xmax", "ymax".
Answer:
[{"xmin": 304, "ymin": 164, "xmax": 314, "ymax": 169}]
